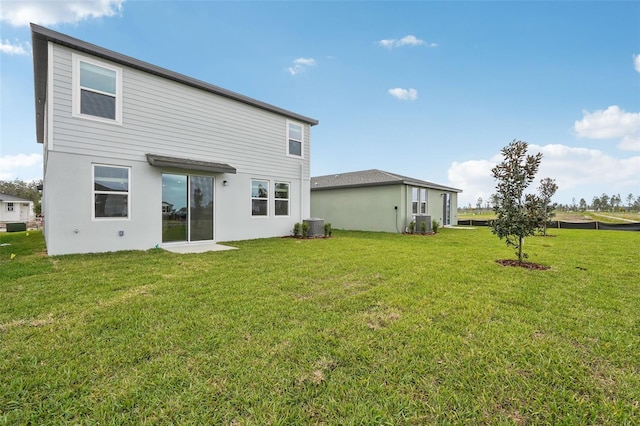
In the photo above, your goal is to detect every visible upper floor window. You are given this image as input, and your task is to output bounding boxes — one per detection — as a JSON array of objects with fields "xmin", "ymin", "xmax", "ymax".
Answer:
[
  {"xmin": 94, "ymin": 164, "xmax": 130, "ymax": 219},
  {"xmin": 251, "ymin": 179, "xmax": 269, "ymax": 216},
  {"xmin": 287, "ymin": 121, "xmax": 303, "ymax": 157},
  {"xmin": 73, "ymin": 55, "xmax": 122, "ymax": 124},
  {"xmin": 274, "ymin": 182, "xmax": 290, "ymax": 216}
]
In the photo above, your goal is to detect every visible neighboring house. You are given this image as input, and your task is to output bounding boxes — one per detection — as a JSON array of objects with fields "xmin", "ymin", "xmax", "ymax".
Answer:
[
  {"xmin": 31, "ymin": 24, "xmax": 318, "ymax": 255},
  {"xmin": 0, "ymin": 193, "xmax": 36, "ymax": 223},
  {"xmin": 310, "ymin": 169, "xmax": 462, "ymax": 233}
]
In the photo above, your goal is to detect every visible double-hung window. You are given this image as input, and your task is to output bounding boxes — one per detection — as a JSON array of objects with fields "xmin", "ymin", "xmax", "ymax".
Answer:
[
  {"xmin": 94, "ymin": 165, "xmax": 130, "ymax": 219},
  {"xmin": 274, "ymin": 182, "xmax": 289, "ymax": 216},
  {"xmin": 73, "ymin": 55, "xmax": 122, "ymax": 124},
  {"xmin": 412, "ymin": 187, "xmax": 427, "ymax": 215},
  {"xmin": 7, "ymin": 202, "xmax": 14, "ymax": 212},
  {"xmin": 251, "ymin": 179, "xmax": 269, "ymax": 216},
  {"xmin": 287, "ymin": 121, "xmax": 303, "ymax": 157}
]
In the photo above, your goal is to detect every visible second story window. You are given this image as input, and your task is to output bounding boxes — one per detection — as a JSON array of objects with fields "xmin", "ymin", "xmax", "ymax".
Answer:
[
  {"xmin": 73, "ymin": 55, "xmax": 122, "ymax": 124},
  {"xmin": 287, "ymin": 121, "xmax": 303, "ymax": 157}
]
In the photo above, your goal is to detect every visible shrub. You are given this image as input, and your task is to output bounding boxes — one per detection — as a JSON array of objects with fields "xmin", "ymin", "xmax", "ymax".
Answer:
[
  {"xmin": 408, "ymin": 221, "xmax": 415, "ymax": 234},
  {"xmin": 293, "ymin": 222, "xmax": 301, "ymax": 237},
  {"xmin": 420, "ymin": 220, "xmax": 427, "ymax": 234},
  {"xmin": 324, "ymin": 223, "xmax": 332, "ymax": 237},
  {"xmin": 432, "ymin": 219, "xmax": 440, "ymax": 234},
  {"xmin": 302, "ymin": 222, "xmax": 310, "ymax": 238}
]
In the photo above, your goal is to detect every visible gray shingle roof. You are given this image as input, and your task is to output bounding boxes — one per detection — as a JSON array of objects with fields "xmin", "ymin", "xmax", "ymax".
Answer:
[
  {"xmin": 311, "ymin": 169, "xmax": 462, "ymax": 192},
  {"xmin": 0, "ymin": 193, "xmax": 33, "ymax": 202},
  {"xmin": 31, "ymin": 24, "xmax": 318, "ymax": 144}
]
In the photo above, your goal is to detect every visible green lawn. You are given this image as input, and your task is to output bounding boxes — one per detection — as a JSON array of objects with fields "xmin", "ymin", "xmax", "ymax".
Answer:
[{"xmin": 1, "ymin": 229, "xmax": 639, "ymax": 424}]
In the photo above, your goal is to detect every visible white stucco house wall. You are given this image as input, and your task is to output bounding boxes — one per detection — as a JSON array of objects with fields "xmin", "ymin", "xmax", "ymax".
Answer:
[
  {"xmin": 31, "ymin": 24, "xmax": 318, "ymax": 255},
  {"xmin": 0, "ymin": 193, "xmax": 36, "ymax": 223}
]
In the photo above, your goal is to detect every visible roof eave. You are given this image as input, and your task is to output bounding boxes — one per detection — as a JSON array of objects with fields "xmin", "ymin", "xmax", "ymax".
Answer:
[{"xmin": 311, "ymin": 180, "xmax": 462, "ymax": 192}]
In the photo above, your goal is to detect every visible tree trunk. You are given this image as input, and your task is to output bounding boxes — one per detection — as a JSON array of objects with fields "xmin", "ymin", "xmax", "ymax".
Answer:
[{"xmin": 518, "ymin": 236, "xmax": 524, "ymax": 263}]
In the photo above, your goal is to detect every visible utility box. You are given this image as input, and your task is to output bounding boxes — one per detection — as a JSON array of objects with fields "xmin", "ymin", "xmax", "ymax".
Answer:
[
  {"xmin": 303, "ymin": 218, "xmax": 325, "ymax": 237},
  {"xmin": 6, "ymin": 222, "xmax": 27, "ymax": 232},
  {"xmin": 415, "ymin": 215, "xmax": 431, "ymax": 233}
]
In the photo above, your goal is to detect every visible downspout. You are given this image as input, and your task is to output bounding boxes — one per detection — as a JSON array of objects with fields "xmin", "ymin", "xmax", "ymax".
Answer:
[{"xmin": 300, "ymin": 162, "xmax": 304, "ymax": 221}]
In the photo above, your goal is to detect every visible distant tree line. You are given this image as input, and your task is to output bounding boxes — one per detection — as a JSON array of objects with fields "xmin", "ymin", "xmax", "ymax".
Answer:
[
  {"xmin": 462, "ymin": 192, "xmax": 640, "ymax": 213},
  {"xmin": 0, "ymin": 178, "xmax": 43, "ymax": 215}
]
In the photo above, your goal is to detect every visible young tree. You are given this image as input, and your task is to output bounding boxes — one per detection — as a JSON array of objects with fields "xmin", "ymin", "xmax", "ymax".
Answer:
[
  {"xmin": 490, "ymin": 140, "xmax": 543, "ymax": 263},
  {"xmin": 476, "ymin": 197, "xmax": 483, "ymax": 211},
  {"xmin": 537, "ymin": 177, "xmax": 558, "ymax": 236}
]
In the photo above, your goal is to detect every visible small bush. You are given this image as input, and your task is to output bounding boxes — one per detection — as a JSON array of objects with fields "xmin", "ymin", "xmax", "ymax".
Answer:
[
  {"xmin": 324, "ymin": 223, "xmax": 332, "ymax": 237},
  {"xmin": 420, "ymin": 220, "xmax": 427, "ymax": 234},
  {"xmin": 409, "ymin": 221, "xmax": 415, "ymax": 234},
  {"xmin": 432, "ymin": 219, "xmax": 440, "ymax": 234},
  {"xmin": 293, "ymin": 222, "xmax": 301, "ymax": 237},
  {"xmin": 302, "ymin": 222, "xmax": 310, "ymax": 238}
]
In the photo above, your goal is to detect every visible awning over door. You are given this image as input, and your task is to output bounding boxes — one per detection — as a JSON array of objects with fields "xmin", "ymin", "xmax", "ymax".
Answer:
[{"xmin": 146, "ymin": 154, "xmax": 236, "ymax": 174}]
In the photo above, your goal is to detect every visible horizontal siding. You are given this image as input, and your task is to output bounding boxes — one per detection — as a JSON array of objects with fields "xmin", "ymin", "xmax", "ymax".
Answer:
[{"xmin": 50, "ymin": 45, "xmax": 311, "ymax": 179}]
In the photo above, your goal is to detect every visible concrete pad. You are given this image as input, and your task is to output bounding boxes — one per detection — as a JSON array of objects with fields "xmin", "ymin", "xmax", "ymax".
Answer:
[{"xmin": 162, "ymin": 242, "xmax": 238, "ymax": 253}]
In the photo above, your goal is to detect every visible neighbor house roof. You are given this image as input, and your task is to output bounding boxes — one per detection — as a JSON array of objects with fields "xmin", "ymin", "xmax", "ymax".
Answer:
[
  {"xmin": 311, "ymin": 169, "xmax": 462, "ymax": 192},
  {"xmin": 30, "ymin": 24, "xmax": 319, "ymax": 144},
  {"xmin": 0, "ymin": 193, "xmax": 33, "ymax": 203}
]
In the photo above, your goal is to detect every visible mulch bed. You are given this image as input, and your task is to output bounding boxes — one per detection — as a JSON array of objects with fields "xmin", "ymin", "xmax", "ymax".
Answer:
[{"xmin": 496, "ymin": 259, "xmax": 550, "ymax": 270}]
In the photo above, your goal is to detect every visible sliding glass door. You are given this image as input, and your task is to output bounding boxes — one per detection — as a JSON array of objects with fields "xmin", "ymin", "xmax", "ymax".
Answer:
[{"xmin": 162, "ymin": 174, "xmax": 213, "ymax": 243}]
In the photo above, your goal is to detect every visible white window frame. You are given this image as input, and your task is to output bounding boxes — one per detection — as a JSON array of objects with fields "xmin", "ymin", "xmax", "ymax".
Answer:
[
  {"xmin": 286, "ymin": 120, "xmax": 304, "ymax": 158},
  {"xmin": 92, "ymin": 164, "xmax": 130, "ymax": 220},
  {"xmin": 251, "ymin": 179, "xmax": 269, "ymax": 217},
  {"xmin": 72, "ymin": 54, "xmax": 123, "ymax": 125},
  {"xmin": 7, "ymin": 202, "xmax": 14, "ymax": 212},
  {"xmin": 274, "ymin": 181, "xmax": 290, "ymax": 217},
  {"xmin": 412, "ymin": 187, "xmax": 428, "ymax": 216}
]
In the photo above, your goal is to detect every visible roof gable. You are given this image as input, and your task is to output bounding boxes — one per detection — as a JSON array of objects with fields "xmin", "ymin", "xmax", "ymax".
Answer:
[{"xmin": 311, "ymin": 169, "xmax": 462, "ymax": 192}]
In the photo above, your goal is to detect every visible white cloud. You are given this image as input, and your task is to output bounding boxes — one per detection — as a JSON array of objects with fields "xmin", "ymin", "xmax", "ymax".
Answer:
[
  {"xmin": 287, "ymin": 57, "xmax": 316, "ymax": 75},
  {"xmin": 388, "ymin": 88, "xmax": 418, "ymax": 101},
  {"xmin": 0, "ymin": 39, "xmax": 30, "ymax": 56},
  {"xmin": 376, "ymin": 35, "xmax": 436, "ymax": 49},
  {"xmin": 0, "ymin": 0, "xmax": 124, "ymax": 27},
  {"xmin": 0, "ymin": 153, "xmax": 43, "ymax": 180},
  {"xmin": 448, "ymin": 144, "xmax": 640, "ymax": 207},
  {"xmin": 574, "ymin": 105, "xmax": 640, "ymax": 151},
  {"xmin": 634, "ymin": 54, "xmax": 640, "ymax": 73}
]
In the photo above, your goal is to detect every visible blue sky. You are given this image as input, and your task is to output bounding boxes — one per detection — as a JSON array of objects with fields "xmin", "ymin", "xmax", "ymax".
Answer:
[{"xmin": 1, "ymin": 0, "xmax": 639, "ymax": 207}]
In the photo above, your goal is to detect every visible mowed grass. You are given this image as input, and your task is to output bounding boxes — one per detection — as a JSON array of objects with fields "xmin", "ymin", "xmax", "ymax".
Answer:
[{"xmin": 1, "ymin": 228, "xmax": 639, "ymax": 424}]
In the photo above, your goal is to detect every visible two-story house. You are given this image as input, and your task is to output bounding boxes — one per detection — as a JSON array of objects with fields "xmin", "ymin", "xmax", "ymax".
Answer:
[{"xmin": 31, "ymin": 24, "xmax": 318, "ymax": 255}]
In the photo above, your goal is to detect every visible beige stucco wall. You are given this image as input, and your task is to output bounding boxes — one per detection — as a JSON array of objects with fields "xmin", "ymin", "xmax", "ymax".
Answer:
[
  {"xmin": 311, "ymin": 184, "xmax": 459, "ymax": 233},
  {"xmin": 311, "ymin": 185, "xmax": 406, "ymax": 233}
]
